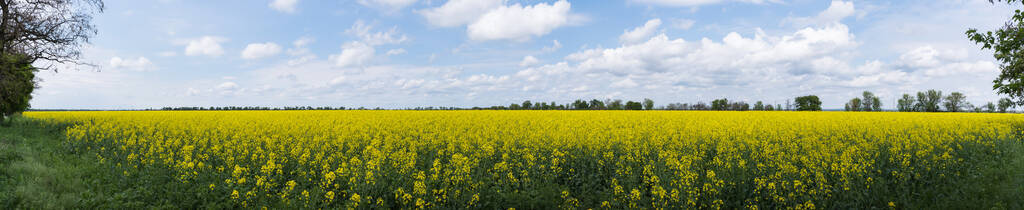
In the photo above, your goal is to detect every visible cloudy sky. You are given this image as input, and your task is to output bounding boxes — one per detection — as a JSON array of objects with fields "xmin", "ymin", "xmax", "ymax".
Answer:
[{"xmin": 30, "ymin": 0, "xmax": 1021, "ymax": 109}]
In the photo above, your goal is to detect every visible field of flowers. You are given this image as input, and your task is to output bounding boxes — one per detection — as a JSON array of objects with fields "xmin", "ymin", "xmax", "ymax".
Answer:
[{"xmin": 22, "ymin": 111, "xmax": 1024, "ymax": 209}]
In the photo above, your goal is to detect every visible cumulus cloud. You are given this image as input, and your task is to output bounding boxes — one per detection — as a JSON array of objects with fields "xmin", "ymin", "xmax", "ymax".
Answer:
[
  {"xmin": 346, "ymin": 20, "xmax": 408, "ymax": 45},
  {"xmin": 542, "ymin": 40, "xmax": 562, "ymax": 52},
  {"xmin": 631, "ymin": 0, "xmax": 781, "ymax": 7},
  {"xmin": 520, "ymin": 55, "xmax": 540, "ymax": 67},
  {"xmin": 419, "ymin": 0, "xmax": 503, "ymax": 27},
  {"xmin": 329, "ymin": 42, "xmax": 375, "ymax": 68},
  {"xmin": 672, "ymin": 18, "xmax": 696, "ymax": 30},
  {"xmin": 287, "ymin": 37, "xmax": 316, "ymax": 66},
  {"xmin": 327, "ymin": 21, "xmax": 409, "ymax": 67},
  {"xmin": 241, "ymin": 42, "xmax": 283, "ymax": 60},
  {"xmin": 784, "ymin": 1, "xmax": 854, "ymax": 27},
  {"xmin": 620, "ymin": 19, "xmax": 663, "ymax": 44},
  {"xmin": 467, "ymin": 0, "xmax": 581, "ymax": 41},
  {"xmin": 109, "ymin": 56, "xmax": 154, "ymax": 71},
  {"xmin": 184, "ymin": 36, "xmax": 227, "ymax": 57},
  {"xmin": 357, "ymin": 0, "xmax": 417, "ymax": 12},
  {"xmin": 386, "ymin": 48, "xmax": 407, "ymax": 56},
  {"xmin": 269, "ymin": 0, "xmax": 299, "ymax": 13}
]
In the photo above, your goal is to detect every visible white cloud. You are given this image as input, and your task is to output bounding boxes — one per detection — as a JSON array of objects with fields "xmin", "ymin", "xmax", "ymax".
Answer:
[
  {"xmin": 217, "ymin": 81, "xmax": 239, "ymax": 90},
  {"xmin": 287, "ymin": 37, "xmax": 316, "ymax": 66},
  {"xmin": 329, "ymin": 41, "xmax": 375, "ymax": 68},
  {"xmin": 108, "ymin": 56, "xmax": 154, "ymax": 71},
  {"xmin": 784, "ymin": 1, "xmax": 854, "ymax": 27},
  {"xmin": 632, "ymin": 0, "xmax": 780, "ymax": 7},
  {"xmin": 620, "ymin": 19, "xmax": 663, "ymax": 44},
  {"xmin": 542, "ymin": 40, "xmax": 562, "ymax": 52},
  {"xmin": 158, "ymin": 51, "xmax": 177, "ymax": 57},
  {"xmin": 520, "ymin": 55, "xmax": 540, "ymax": 67},
  {"xmin": 184, "ymin": 36, "xmax": 227, "ymax": 57},
  {"xmin": 672, "ymin": 18, "xmax": 696, "ymax": 30},
  {"xmin": 347, "ymin": 20, "xmax": 408, "ymax": 45},
  {"xmin": 241, "ymin": 42, "xmax": 283, "ymax": 60},
  {"xmin": 467, "ymin": 0, "xmax": 579, "ymax": 41},
  {"xmin": 419, "ymin": 0, "xmax": 503, "ymax": 27},
  {"xmin": 386, "ymin": 48, "xmax": 407, "ymax": 56},
  {"xmin": 269, "ymin": 0, "xmax": 299, "ymax": 13},
  {"xmin": 898, "ymin": 45, "xmax": 967, "ymax": 69},
  {"xmin": 358, "ymin": 0, "xmax": 417, "ymax": 12}
]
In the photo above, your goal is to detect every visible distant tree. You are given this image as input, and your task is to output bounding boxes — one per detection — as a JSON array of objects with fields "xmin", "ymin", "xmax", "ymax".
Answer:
[
  {"xmin": 897, "ymin": 94, "xmax": 915, "ymax": 112},
  {"xmin": 916, "ymin": 90, "xmax": 943, "ymax": 112},
  {"xmin": 590, "ymin": 99, "xmax": 605, "ymax": 110},
  {"xmin": 861, "ymin": 91, "xmax": 876, "ymax": 111},
  {"xmin": 776, "ymin": 104, "xmax": 782, "ymax": 111},
  {"xmin": 845, "ymin": 98, "xmax": 862, "ymax": 111},
  {"xmin": 871, "ymin": 97, "xmax": 882, "ymax": 111},
  {"xmin": 608, "ymin": 99, "xmax": 624, "ymax": 110},
  {"xmin": 794, "ymin": 95, "xmax": 822, "ymax": 111},
  {"xmin": 998, "ymin": 97, "xmax": 1014, "ymax": 113},
  {"xmin": 943, "ymin": 92, "xmax": 968, "ymax": 112},
  {"xmin": 693, "ymin": 102, "xmax": 708, "ymax": 110},
  {"xmin": 711, "ymin": 98, "xmax": 729, "ymax": 110},
  {"xmin": 625, "ymin": 101, "xmax": 643, "ymax": 110},
  {"xmin": 643, "ymin": 98, "xmax": 654, "ymax": 110},
  {"xmin": 765, "ymin": 104, "xmax": 775, "ymax": 111},
  {"xmin": 509, "ymin": 103, "xmax": 521, "ymax": 110},
  {"xmin": 754, "ymin": 101, "xmax": 764, "ymax": 111},
  {"xmin": 521, "ymin": 100, "xmax": 533, "ymax": 110},
  {"xmin": 572, "ymin": 99, "xmax": 589, "ymax": 110},
  {"xmin": 985, "ymin": 102, "xmax": 997, "ymax": 112}
]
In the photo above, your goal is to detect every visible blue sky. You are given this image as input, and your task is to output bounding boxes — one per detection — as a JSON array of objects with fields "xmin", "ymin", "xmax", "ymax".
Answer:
[{"xmin": 30, "ymin": 0, "xmax": 1022, "ymax": 109}]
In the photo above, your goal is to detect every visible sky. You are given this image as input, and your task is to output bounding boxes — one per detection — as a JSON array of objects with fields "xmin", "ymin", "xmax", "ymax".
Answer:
[{"xmin": 28, "ymin": 0, "xmax": 1024, "ymax": 109}]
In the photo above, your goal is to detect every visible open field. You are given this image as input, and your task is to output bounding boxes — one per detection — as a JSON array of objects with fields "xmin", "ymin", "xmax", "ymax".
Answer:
[{"xmin": 5, "ymin": 111, "xmax": 1024, "ymax": 209}]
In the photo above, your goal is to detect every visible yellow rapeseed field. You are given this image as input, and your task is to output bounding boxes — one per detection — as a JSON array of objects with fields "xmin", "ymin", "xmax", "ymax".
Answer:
[{"xmin": 23, "ymin": 111, "xmax": 1024, "ymax": 209}]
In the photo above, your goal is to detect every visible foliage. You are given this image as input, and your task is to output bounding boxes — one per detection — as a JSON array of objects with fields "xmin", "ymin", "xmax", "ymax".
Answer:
[
  {"xmin": 944, "ymin": 92, "xmax": 969, "ymax": 112},
  {"xmin": 845, "ymin": 98, "xmax": 862, "ymax": 111},
  {"xmin": 21, "ymin": 111, "xmax": 1024, "ymax": 209},
  {"xmin": 898, "ymin": 94, "xmax": 916, "ymax": 112},
  {"xmin": 967, "ymin": 0, "xmax": 1024, "ymax": 106},
  {"xmin": 0, "ymin": 53, "xmax": 36, "ymax": 126},
  {"xmin": 794, "ymin": 95, "xmax": 822, "ymax": 111},
  {"xmin": 916, "ymin": 90, "xmax": 944, "ymax": 112}
]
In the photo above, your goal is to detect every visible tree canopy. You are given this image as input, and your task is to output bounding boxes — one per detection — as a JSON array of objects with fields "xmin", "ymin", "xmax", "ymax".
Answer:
[{"xmin": 967, "ymin": 0, "xmax": 1024, "ymax": 107}]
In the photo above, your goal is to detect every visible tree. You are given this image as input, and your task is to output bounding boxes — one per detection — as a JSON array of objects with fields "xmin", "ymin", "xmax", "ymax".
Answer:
[
  {"xmin": 2, "ymin": 0, "xmax": 105, "ymax": 66},
  {"xmin": 871, "ymin": 97, "xmax": 882, "ymax": 111},
  {"xmin": 794, "ymin": 95, "xmax": 822, "ymax": 111},
  {"xmin": 590, "ymin": 99, "xmax": 605, "ymax": 110},
  {"xmin": 985, "ymin": 102, "xmax": 997, "ymax": 112},
  {"xmin": 0, "ymin": 53, "xmax": 34, "ymax": 125},
  {"xmin": 572, "ymin": 99, "xmax": 589, "ymax": 110},
  {"xmin": 967, "ymin": 0, "xmax": 1024, "ymax": 107},
  {"xmin": 625, "ymin": 101, "xmax": 643, "ymax": 110},
  {"xmin": 861, "ymin": 91, "xmax": 875, "ymax": 111},
  {"xmin": 765, "ymin": 104, "xmax": 775, "ymax": 111},
  {"xmin": 711, "ymin": 98, "xmax": 729, "ymax": 111},
  {"xmin": 754, "ymin": 101, "xmax": 764, "ymax": 111},
  {"xmin": 642, "ymin": 98, "xmax": 654, "ymax": 110},
  {"xmin": 998, "ymin": 97, "xmax": 1014, "ymax": 112},
  {"xmin": 845, "ymin": 98, "xmax": 862, "ymax": 111},
  {"xmin": 916, "ymin": 90, "xmax": 943, "ymax": 112},
  {"xmin": 521, "ymin": 100, "xmax": 532, "ymax": 110},
  {"xmin": 943, "ymin": 92, "xmax": 968, "ymax": 112},
  {"xmin": 607, "ymin": 99, "xmax": 624, "ymax": 110},
  {"xmin": 0, "ymin": 0, "xmax": 103, "ymax": 123},
  {"xmin": 897, "ymin": 94, "xmax": 916, "ymax": 112}
]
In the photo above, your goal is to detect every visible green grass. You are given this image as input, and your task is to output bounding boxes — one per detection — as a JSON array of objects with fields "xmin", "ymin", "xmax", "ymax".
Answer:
[
  {"xmin": 0, "ymin": 117, "xmax": 229, "ymax": 209},
  {"xmin": 0, "ymin": 116, "xmax": 1023, "ymax": 209}
]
